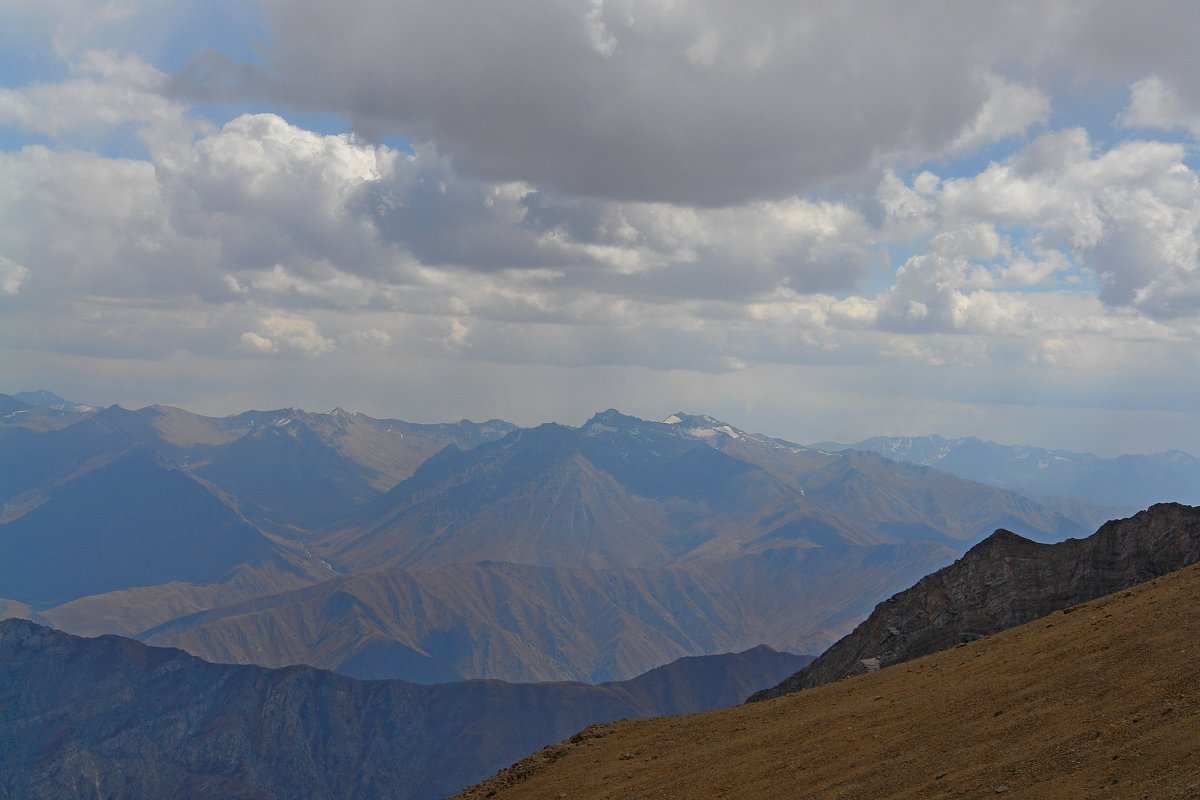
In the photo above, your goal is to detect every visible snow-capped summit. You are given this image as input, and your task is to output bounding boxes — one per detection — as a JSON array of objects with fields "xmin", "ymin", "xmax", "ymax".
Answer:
[{"xmin": 663, "ymin": 412, "xmax": 744, "ymax": 441}]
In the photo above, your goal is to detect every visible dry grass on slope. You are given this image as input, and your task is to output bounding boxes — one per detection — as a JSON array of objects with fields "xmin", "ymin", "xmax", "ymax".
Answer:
[{"xmin": 453, "ymin": 562, "xmax": 1200, "ymax": 800}]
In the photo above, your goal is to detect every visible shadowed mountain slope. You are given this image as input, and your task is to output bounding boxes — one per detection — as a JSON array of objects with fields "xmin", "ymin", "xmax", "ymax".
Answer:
[
  {"xmin": 751, "ymin": 502, "xmax": 1200, "ymax": 700},
  {"xmin": 0, "ymin": 620, "xmax": 805, "ymax": 800},
  {"xmin": 453, "ymin": 557, "xmax": 1200, "ymax": 800},
  {"xmin": 599, "ymin": 645, "xmax": 812, "ymax": 715},
  {"xmin": 191, "ymin": 417, "xmax": 382, "ymax": 531},
  {"xmin": 0, "ymin": 449, "xmax": 297, "ymax": 607}
]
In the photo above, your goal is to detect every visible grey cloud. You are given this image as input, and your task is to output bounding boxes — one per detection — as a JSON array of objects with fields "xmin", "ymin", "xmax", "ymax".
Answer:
[
  {"xmin": 521, "ymin": 192, "xmax": 875, "ymax": 299},
  {"xmin": 1062, "ymin": 3, "xmax": 1200, "ymax": 109},
  {"xmin": 195, "ymin": 0, "xmax": 1059, "ymax": 206},
  {"xmin": 357, "ymin": 158, "xmax": 578, "ymax": 271}
]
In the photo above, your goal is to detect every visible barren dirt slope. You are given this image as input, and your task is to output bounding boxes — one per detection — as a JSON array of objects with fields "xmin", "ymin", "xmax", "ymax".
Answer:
[{"xmin": 454, "ymin": 561, "xmax": 1200, "ymax": 800}]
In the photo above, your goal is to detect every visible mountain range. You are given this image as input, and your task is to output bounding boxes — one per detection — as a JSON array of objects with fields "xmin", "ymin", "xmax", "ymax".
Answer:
[
  {"xmin": 1, "ymin": 395, "xmax": 516, "ymax": 535},
  {"xmin": 10, "ymin": 504, "xmax": 1199, "ymax": 799},
  {"xmin": 116, "ymin": 409, "xmax": 1121, "ymax": 678},
  {"xmin": 815, "ymin": 433, "xmax": 1200, "ymax": 508},
  {"xmin": 0, "ymin": 620, "xmax": 806, "ymax": 800},
  {"xmin": 0, "ymin": 394, "xmax": 516, "ymax": 636},
  {"xmin": 314, "ymin": 411, "xmax": 1107, "ymax": 572},
  {"xmin": 0, "ymin": 393, "xmax": 1128, "ymax": 682},
  {"xmin": 3, "ymin": 388, "xmax": 1198, "ymax": 798}
]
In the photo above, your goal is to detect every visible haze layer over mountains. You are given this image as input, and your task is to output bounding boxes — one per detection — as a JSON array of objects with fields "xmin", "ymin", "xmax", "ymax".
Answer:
[
  {"xmin": 3, "ymin": 502, "xmax": 1197, "ymax": 800},
  {"xmin": 816, "ymin": 434, "xmax": 1200, "ymax": 509},
  {"xmin": 0, "ymin": 390, "xmax": 1141, "ymax": 683},
  {"xmin": 3, "ymin": 390, "xmax": 1199, "ymax": 798}
]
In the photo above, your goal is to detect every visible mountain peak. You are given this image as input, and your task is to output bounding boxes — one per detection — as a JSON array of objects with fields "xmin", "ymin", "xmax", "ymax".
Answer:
[
  {"xmin": 962, "ymin": 527, "xmax": 1038, "ymax": 557},
  {"xmin": 662, "ymin": 412, "xmax": 743, "ymax": 441},
  {"xmin": 581, "ymin": 408, "xmax": 645, "ymax": 433}
]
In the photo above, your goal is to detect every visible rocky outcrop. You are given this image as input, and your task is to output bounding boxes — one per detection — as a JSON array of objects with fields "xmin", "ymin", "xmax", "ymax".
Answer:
[
  {"xmin": 750, "ymin": 502, "xmax": 1200, "ymax": 700},
  {"xmin": 0, "ymin": 619, "xmax": 805, "ymax": 800}
]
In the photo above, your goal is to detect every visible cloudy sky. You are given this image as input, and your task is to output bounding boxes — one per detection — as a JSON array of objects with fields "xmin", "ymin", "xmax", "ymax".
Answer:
[{"xmin": 3, "ymin": 1, "xmax": 1200, "ymax": 455}]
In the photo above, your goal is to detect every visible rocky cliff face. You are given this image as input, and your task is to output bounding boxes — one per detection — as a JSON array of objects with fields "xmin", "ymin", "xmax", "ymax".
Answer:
[
  {"xmin": 751, "ymin": 502, "xmax": 1200, "ymax": 700},
  {"xmin": 0, "ymin": 619, "xmax": 805, "ymax": 800}
]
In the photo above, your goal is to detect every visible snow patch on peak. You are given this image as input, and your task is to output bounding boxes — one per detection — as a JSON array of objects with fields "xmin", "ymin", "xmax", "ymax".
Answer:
[{"xmin": 669, "ymin": 413, "xmax": 745, "ymax": 441}]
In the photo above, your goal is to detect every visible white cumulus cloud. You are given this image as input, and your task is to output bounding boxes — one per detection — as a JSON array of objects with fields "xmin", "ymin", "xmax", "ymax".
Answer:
[{"xmin": 242, "ymin": 313, "xmax": 336, "ymax": 357}]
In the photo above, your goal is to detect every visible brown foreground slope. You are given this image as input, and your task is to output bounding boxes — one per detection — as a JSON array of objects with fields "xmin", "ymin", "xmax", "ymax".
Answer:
[
  {"xmin": 453, "ymin": 560, "xmax": 1200, "ymax": 800},
  {"xmin": 753, "ymin": 502, "xmax": 1200, "ymax": 700}
]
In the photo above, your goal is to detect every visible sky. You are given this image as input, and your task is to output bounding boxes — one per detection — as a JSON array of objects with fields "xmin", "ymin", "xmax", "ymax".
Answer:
[{"xmin": 2, "ymin": 1, "xmax": 1200, "ymax": 456}]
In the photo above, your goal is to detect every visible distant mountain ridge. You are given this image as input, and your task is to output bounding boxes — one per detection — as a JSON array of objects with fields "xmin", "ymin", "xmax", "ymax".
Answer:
[
  {"xmin": 0, "ymin": 394, "xmax": 517, "ymax": 540},
  {"xmin": 0, "ymin": 394, "xmax": 1120, "ymax": 685},
  {"xmin": 142, "ymin": 556, "xmax": 900, "ymax": 683},
  {"xmin": 0, "ymin": 619, "xmax": 807, "ymax": 800},
  {"xmin": 315, "ymin": 409, "xmax": 1107, "ymax": 573},
  {"xmin": 813, "ymin": 433, "xmax": 1200, "ymax": 508},
  {"xmin": 0, "ymin": 393, "xmax": 519, "ymax": 637},
  {"xmin": 192, "ymin": 407, "xmax": 1108, "ymax": 680},
  {"xmin": 750, "ymin": 502, "xmax": 1200, "ymax": 701},
  {"xmin": 0, "ymin": 391, "xmax": 88, "ymax": 432},
  {"xmin": 13, "ymin": 390, "xmax": 95, "ymax": 413}
]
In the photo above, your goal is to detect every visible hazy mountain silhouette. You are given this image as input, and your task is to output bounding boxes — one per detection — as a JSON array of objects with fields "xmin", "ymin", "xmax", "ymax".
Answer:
[
  {"xmin": 815, "ymin": 433, "xmax": 1200, "ymax": 508},
  {"xmin": 168, "ymin": 409, "xmax": 1112, "ymax": 679},
  {"xmin": 0, "ymin": 401, "xmax": 1118, "ymax": 682},
  {"xmin": 0, "ymin": 620, "xmax": 807, "ymax": 800},
  {"xmin": 0, "ymin": 449, "xmax": 300, "ymax": 607},
  {"xmin": 316, "ymin": 410, "xmax": 1107, "ymax": 574},
  {"xmin": 143, "ymin": 556, "xmax": 906, "ymax": 682}
]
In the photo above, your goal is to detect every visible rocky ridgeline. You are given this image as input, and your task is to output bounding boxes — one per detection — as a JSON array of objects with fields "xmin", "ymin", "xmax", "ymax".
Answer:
[{"xmin": 751, "ymin": 502, "xmax": 1200, "ymax": 701}]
